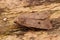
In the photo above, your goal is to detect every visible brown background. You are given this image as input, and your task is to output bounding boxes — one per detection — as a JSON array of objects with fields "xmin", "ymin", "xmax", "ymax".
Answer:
[{"xmin": 0, "ymin": 0, "xmax": 60, "ymax": 40}]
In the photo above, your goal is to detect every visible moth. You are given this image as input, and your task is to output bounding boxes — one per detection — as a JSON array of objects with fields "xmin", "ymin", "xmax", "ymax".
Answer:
[{"xmin": 14, "ymin": 10, "xmax": 53, "ymax": 29}]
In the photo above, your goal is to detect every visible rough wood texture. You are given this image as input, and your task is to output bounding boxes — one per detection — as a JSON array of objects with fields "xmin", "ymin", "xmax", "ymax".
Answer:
[{"xmin": 0, "ymin": 0, "xmax": 60, "ymax": 40}]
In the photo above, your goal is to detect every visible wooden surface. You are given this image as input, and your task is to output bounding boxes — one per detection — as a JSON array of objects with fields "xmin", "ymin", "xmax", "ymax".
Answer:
[{"xmin": 0, "ymin": 0, "xmax": 60, "ymax": 40}]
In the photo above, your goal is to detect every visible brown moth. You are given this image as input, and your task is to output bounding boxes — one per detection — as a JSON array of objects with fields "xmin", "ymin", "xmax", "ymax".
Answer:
[{"xmin": 14, "ymin": 10, "xmax": 53, "ymax": 29}]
